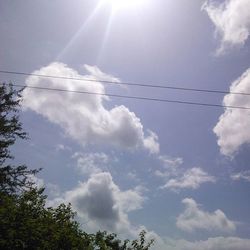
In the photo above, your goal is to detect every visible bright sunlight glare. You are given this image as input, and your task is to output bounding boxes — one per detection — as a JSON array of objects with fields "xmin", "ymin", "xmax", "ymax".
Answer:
[{"xmin": 103, "ymin": 0, "xmax": 146, "ymax": 10}]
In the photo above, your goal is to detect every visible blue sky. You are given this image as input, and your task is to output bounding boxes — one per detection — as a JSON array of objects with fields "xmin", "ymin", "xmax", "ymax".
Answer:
[{"xmin": 1, "ymin": 0, "xmax": 250, "ymax": 249}]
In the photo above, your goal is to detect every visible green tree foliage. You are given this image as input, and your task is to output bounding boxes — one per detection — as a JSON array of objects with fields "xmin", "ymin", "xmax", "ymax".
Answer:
[
  {"xmin": 0, "ymin": 83, "xmax": 154, "ymax": 250},
  {"xmin": 0, "ymin": 83, "xmax": 39, "ymax": 194},
  {"xmin": 0, "ymin": 83, "xmax": 26, "ymax": 162},
  {"xmin": 0, "ymin": 188, "xmax": 91, "ymax": 250},
  {"xmin": 130, "ymin": 230, "xmax": 154, "ymax": 250}
]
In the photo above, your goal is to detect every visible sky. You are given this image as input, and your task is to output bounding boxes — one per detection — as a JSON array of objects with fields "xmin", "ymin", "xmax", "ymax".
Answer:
[{"xmin": 1, "ymin": 0, "xmax": 250, "ymax": 249}]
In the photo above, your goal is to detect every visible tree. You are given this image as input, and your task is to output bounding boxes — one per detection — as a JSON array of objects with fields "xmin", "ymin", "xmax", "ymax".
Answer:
[
  {"xmin": 130, "ymin": 230, "xmax": 154, "ymax": 250},
  {"xmin": 0, "ymin": 83, "xmax": 39, "ymax": 194},
  {"xmin": 0, "ymin": 83, "xmax": 26, "ymax": 162},
  {"xmin": 92, "ymin": 230, "xmax": 154, "ymax": 250},
  {"xmin": 0, "ymin": 188, "xmax": 92, "ymax": 250}
]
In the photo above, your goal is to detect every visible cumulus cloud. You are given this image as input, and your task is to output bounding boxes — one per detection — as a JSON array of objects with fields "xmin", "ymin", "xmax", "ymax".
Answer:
[
  {"xmin": 161, "ymin": 167, "xmax": 215, "ymax": 191},
  {"xmin": 143, "ymin": 130, "xmax": 160, "ymax": 154},
  {"xmin": 213, "ymin": 68, "xmax": 250, "ymax": 156},
  {"xmin": 176, "ymin": 198, "xmax": 236, "ymax": 233},
  {"xmin": 203, "ymin": 0, "xmax": 250, "ymax": 54},
  {"xmin": 84, "ymin": 65, "xmax": 120, "ymax": 82},
  {"xmin": 23, "ymin": 62, "xmax": 159, "ymax": 154},
  {"xmin": 231, "ymin": 170, "xmax": 250, "ymax": 182},
  {"xmin": 48, "ymin": 172, "xmax": 145, "ymax": 234},
  {"xmin": 160, "ymin": 237, "xmax": 250, "ymax": 250}
]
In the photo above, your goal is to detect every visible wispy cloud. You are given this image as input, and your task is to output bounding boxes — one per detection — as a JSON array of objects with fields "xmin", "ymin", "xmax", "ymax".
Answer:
[
  {"xmin": 231, "ymin": 170, "xmax": 250, "ymax": 182},
  {"xmin": 158, "ymin": 155, "xmax": 183, "ymax": 168},
  {"xmin": 55, "ymin": 144, "xmax": 72, "ymax": 152},
  {"xmin": 159, "ymin": 236, "xmax": 250, "ymax": 250},
  {"xmin": 160, "ymin": 167, "xmax": 215, "ymax": 191},
  {"xmin": 72, "ymin": 152, "xmax": 110, "ymax": 175},
  {"xmin": 155, "ymin": 155, "xmax": 183, "ymax": 178}
]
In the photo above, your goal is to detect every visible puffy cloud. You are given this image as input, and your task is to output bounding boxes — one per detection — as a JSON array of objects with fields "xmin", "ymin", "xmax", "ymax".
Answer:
[
  {"xmin": 203, "ymin": 0, "xmax": 250, "ymax": 54},
  {"xmin": 161, "ymin": 167, "xmax": 215, "ymax": 191},
  {"xmin": 231, "ymin": 170, "xmax": 250, "ymax": 182},
  {"xmin": 48, "ymin": 172, "xmax": 145, "ymax": 234},
  {"xmin": 160, "ymin": 237, "xmax": 250, "ymax": 250},
  {"xmin": 143, "ymin": 130, "xmax": 160, "ymax": 154},
  {"xmin": 23, "ymin": 62, "xmax": 159, "ymax": 153},
  {"xmin": 176, "ymin": 198, "xmax": 236, "ymax": 233},
  {"xmin": 213, "ymin": 69, "xmax": 250, "ymax": 156}
]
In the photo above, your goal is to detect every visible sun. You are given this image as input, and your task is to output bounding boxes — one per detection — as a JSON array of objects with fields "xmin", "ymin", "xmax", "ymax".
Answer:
[{"xmin": 103, "ymin": 0, "xmax": 146, "ymax": 10}]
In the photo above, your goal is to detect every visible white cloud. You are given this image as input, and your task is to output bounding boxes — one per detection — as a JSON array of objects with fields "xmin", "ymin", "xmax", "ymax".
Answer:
[
  {"xmin": 177, "ymin": 198, "xmax": 236, "ymax": 233},
  {"xmin": 143, "ymin": 130, "xmax": 160, "ymax": 154},
  {"xmin": 73, "ymin": 152, "xmax": 109, "ymax": 175},
  {"xmin": 83, "ymin": 65, "xmax": 120, "ymax": 83},
  {"xmin": 48, "ymin": 172, "xmax": 145, "ymax": 234},
  {"xmin": 161, "ymin": 167, "xmax": 215, "ymax": 191},
  {"xmin": 203, "ymin": 0, "xmax": 250, "ymax": 54},
  {"xmin": 231, "ymin": 170, "xmax": 250, "ymax": 182},
  {"xmin": 213, "ymin": 68, "xmax": 250, "ymax": 156},
  {"xmin": 23, "ymin": 62, "xmax": 159, "ymax": 154},
  {"xmin": 160, "ymin": 237, "xmax": 250, "ymax": 250},
  {"xmin": 156, "ymin": 156, "xmax": 214, "ymax": 191}
]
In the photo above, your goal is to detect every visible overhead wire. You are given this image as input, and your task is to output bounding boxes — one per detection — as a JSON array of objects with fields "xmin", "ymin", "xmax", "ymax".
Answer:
[
  {"xmin": 0, "ymin": 69, "xmax": 250, "ymax": 96},
  {"xmin": 1, "ymin": 82, "xmax": 250, "ymax": 110}
]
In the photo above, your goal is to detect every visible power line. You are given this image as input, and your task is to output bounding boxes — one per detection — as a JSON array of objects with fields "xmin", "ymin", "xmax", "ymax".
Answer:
[
  {"xmin": 4, "ymin": 82, "xmax": 250, "ymax": 110},
  {"xmin": 0, "ymin": 69, "xmax": 249, "ymax": 96}
]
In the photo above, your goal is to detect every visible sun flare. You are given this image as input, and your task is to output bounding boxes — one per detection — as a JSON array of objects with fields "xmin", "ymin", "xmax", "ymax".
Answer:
[{"xmin": 104, "ymin": 0, "xmax": 146, "ymax": 10}]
